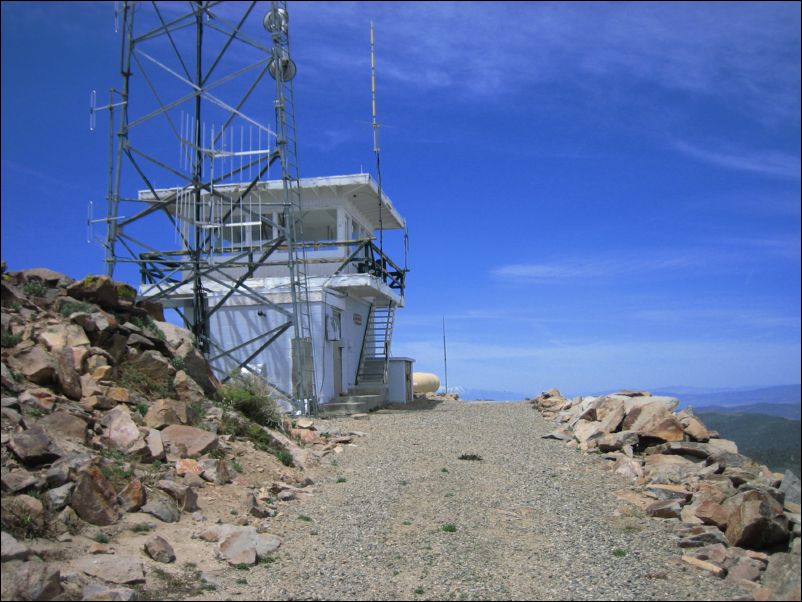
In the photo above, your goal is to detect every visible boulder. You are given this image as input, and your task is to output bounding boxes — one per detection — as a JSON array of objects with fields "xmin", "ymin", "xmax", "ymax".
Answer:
[
  {"xmin": 118, "ymin": 479, "xmax": 147, "ymax": 512},
  {"xmin": 145, "ymin": 429, "xmax": 165, "ymax": 462},
  {"xmin": 680, "ymin": 415, "xmax": 710, "ymax": 442},
  {"xmin": 144, "ymin": 535, "xmax": 176, "ymax": 563},
  {"xmin": 77, "ymin": 556, "xmax": 145, "ymax": 585},
  {"xmin": 597, "ymin": 430, "xmax": 639, "ymax": 452},
  {"xmin": 81, "ymin": 583, "xmax": 137, "ymax": 601},
  {"xmin": 103, "ymin": 408, "xmax": 143, "ymax": 453},
  {"xmin": 1, "ymin": 531, "xmax": 32, "ymax": 561},
  {"xmin": 43, "ymin": 482, "xmax": 74, "ymax": 512},
  {"xmin": 37, "ymin": 411, "xmax": 88, "ymax": 445},
  {"xmin": 174, "ymin": 370, "xmax": 205, "ymax": 404},
  {"xmin": 1, "ymin": 467, "xmax": 38, "ymax": 493},
  {"xmin": 156, "ymin": 480, "xmax": 199, "ymax": 512},
  {"xmin": 706, "ymin": 438, "xmax": 739, "ymax": 454},
  {"xmin": 676, "ymin": 524, "xmax": 730, "ymax": 548},
  {"xmin": 4, "ymin": 558, "xmax": 62, "ymax": 601},
  {"xmin": 1, "ymin": 495, "xmax": 45, "ymax": 536},
  {"xmin": 160, "ymin": 425, "xmax": 218, "ymax": 457},
  {"xmin": 622, "ymin": 402, "xmax": 685, "ymax": 442},
  {"xmin": 144, "ymin": 399, "xmax": 188, "ymax": 429},
  {"xmin": 779, "ymin": 470, "xmax": 801, "ymax": 506},
  {"xmin": 725, "ymin": 489, "xmax": 789, "ymax": 550},
  {"xmin": 214, "ymin": 525, "xmax": 282, "ymax": 565},
  {"xmin": 647, "ymin": 499, "xmax": 684, "ymax": 519},
  {"xmin": 758, "ymin": 553, "xmax": 801, "ymax": 601},
  {"xmin": 643, "ymin": 453, "xmax": 702, "ymax": 484},
  {"xmin": 9, "ymin": 426, "xmax": 63, "ymax": 465},
  {"xmin": 56, "ymin": 346, "xmax": 82, "ymax": 400},
  {"xmin": 69, "ymin": 467, "xmax": 120, "ymax": 526},
  {"xmin": 200, "ymin": 459, "xmax": 233, "ymax": 485},
  {"xmin": 175, "ymin": 341, "xmax": 217, "ymax": 395},
  {"xmin": 152, "ymin": 321, "xmax": 194, "ymax": 351},
  {"xmin": 694, "ymin": 499, "xmax": 730, "ymax": 530},
  {"xmin": 16, "ymin": 346, "xmax": 56, "ymax": 385},
  {"xmin": 140, "ymin": 489, "xmax": 180, "ymax": 523}
]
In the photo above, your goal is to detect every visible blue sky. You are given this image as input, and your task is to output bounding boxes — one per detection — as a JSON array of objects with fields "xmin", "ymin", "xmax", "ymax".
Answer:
[{"xmin": 2, "ymin": 2, "xmax": 800, "ymax": 396}]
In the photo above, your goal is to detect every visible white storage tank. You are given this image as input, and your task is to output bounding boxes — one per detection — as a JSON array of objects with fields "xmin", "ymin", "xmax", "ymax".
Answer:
[{"xmin": 412, "ymin": 372, "xmax": 440, "ymax": 395}]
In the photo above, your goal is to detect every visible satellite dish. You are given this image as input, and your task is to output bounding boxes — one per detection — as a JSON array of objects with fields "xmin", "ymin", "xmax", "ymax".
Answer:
[
  {"xmin": 268, "ymin": 49, "xmax": 296, "ymax": 81},
  {"xmin": 263, "ymin": 7, "xmax": 288, "ymax": 33}
]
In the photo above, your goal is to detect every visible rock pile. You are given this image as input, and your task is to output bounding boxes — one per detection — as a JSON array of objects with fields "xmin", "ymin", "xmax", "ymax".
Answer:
[
  {"xmin": 532, "ymin": 388, "xmax": 801, "ymax": 601},
  {"xmin": 0, "ymin": 264, "xmax": 361, "ymax": 600}
]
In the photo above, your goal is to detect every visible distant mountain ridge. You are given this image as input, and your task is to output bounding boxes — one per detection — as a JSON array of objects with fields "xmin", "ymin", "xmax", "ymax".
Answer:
[
  {"xmin": 653, "ymin": 384, "xmax": 800, "ymax": 408},
  {"xmin": 450, "ymin": 387, "xmax": 528, "ymax": 401}
]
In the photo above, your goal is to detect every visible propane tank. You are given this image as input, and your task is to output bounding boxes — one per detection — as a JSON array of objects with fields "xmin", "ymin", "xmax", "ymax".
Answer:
[{"xmin": 412, "ymin": 372, "xmax": 440, "ymax": 394}]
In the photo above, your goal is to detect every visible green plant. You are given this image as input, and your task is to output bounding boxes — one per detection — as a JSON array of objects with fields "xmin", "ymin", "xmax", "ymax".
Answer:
[
  {"xmin": 94, "ymin": 531, "xmax": 110, "ymax": 544},
  {"xmin": 235, "ymin": 577, "xmax": 247, "ymax": 585},
  {"xmin": 275, "ymin": 450, "xmax": 294, "ymax": 467},
  {"xmin": 231, "ymin": 459, "xmax": 243, "ymax": 473},
  {"xmin": 119, "ymin": 363, "xmax": 175, "ymax": 398},
  {"xmin": 458, "ymin": 454, "xmax": 482, "ymax": 461},
  {"xmin": 130, "ymin": 523, "xmax": 152, "ymax": 533},
  {"xmin": 170, "ymin": 356, "xmax": 186, "ymax": 371},
  {"xmin": 415, "ymin": 587, "xmax": 424, "ymax": 595},
  {"xmin": 136, "ymin": 403, "xmax": 149, "ymax": 416},
  {"xmin": 612, "ymin": 548, "xmax": 627, "ymax": 557},
  {"xmin": 59, "ymin": 300, "xmax": 94, "ymax": 317},
  {"xmin": 27, "ymin": 407, "xmax": 44, "ymax": 418},
  {"xmin": 258, "ymin": 556, "xmax": 276, "ymax": 565},
  {"xmin": 1, "ymin": 331, "xmax": 21, "ymax": 348},
  {"xmin": 220, "ymin": 373, "xmax": 280, "ymax": 429},
  {"xmin": 441, "ymin": 468, "xmax": 449, "ymax": 473},
  {"xmin": 230, "ymin": 510, "xmax": 238, "ymax": 516},
  {"xmin": 399, "ymin": 480, "xmax": 408, "ymax": 486},
  {"xmin": 441, "ymin": 523, "xmax": 457, "ymax": 533},
  {"xmin": 23, "ymin": 281, "xmax": 47, "ymax": 297},
  {"xmin": 297, "ymin": 515, "xmax": 313, "ymax": 522},
  {"xmin": 402, "ymin": 520, "xmax": 412, "ymax": 526},
  {"xmin": 233, "ymin": 563, "xmax": 250, "ymax": 571},
  {"xmin": 336, "ymin": 476, "xmax": 347, "ymax": 483}
]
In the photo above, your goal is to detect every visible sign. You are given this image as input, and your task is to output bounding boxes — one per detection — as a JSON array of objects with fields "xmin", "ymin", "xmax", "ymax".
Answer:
[{"xmin": 353, "ymin": 313, "xmax": 363, "ymax": 325}]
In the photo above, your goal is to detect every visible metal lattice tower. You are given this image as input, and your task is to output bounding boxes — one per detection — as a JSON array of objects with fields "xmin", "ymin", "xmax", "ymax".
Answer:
[{"xmin": 92, "ymin": 1, "xmax": 317, "ymax": 413}]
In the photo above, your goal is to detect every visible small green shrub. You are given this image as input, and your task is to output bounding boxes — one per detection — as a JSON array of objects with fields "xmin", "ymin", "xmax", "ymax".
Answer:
[
  {"xmin": 275, "ymin": 450, "xmax": 294, "ymax": 467},
  {"xmin": 23, "ymin": 281, "xmax": 47, "ymax": 297},
  {"xmin": 94, "ymin": 531, "xmax": 110, "ymax": 544},
  {"xmin": 415, "ymin": 587, "xmax": 424, "ymax": 595},
  {"xmin": 231, "ymin": 459, "xmax": 243, "ymax": 473},
  {"xmin": 336, "ymin": 477, "xmax": 347, "ymax": 483},
  {"xmin": 441, "ymin": 468, "xmax": 449, "ymax": 473},
  {"xmin": 220, "ymin": 373, "xmax": 280, "ymax": 428},
  {"xmin": 441, "ymin": 523, "xmax": 457, "ymax": 533},
  {"xmin": 130, "ymin": 523, "xmax": 152, "ymax": 533},
  {"xmin": 59, "ymin": 300, "xmax": 94, "ymax": 317},
  {"xmin": 458, "ymin": 453, "xmax": 482, "ymax": 461},
  {"xmin": 170, "ymin": 356, "xmax": 186, "ymax": 371},
  {"xmin": 119, "ymin": 363, "xmax": 175, "ymax": 398},
  {"xmin": 1, "ymin": 331, "xmax": 21, "ymax": 348},
  {"xmin": 136, "ymin": 403, "xmax": 149, "ymax": 416},
  {"xmin": 297, "ymin": 515, "xmax": 312, "ymax": 522},
  {"xmin": 612, "ymin": 548, "xmax": 627, "ymax": 557}
]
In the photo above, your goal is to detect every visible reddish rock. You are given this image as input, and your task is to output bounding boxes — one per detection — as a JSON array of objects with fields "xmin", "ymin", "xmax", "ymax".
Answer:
[
  {"xmin": 107, "ymin": 387, "xmax": 130, "ymax": 404},
  {"xmin": 118, "ymin": 479, "xmax": 147, "ymax": 512},
  {"xmin": 69, "ymin": 466, "xmax": 120, "ymax": 526},
  {"xmin": 622, "ymin": 402, "xmax": 685, "ymax": 442},
  {"xmin": 175, "ymin": 458, "xmax": 203, "ymax": 476},
  {"xmin": 290, "ymin": 428, "xmax": 323, "ymax": 445},
  {"xmin": 6, "ymin": 558, "xmax": 62, "ymax": 601},
  {"xmin": 174, "ymin": 370, "xmax": 205, "ymax": 404},
  {"xmin": 647, "ymin": 499, "xmax": 684, "ymax": 519},
  {"xmin": 680, "ymin": 415, "xmax": 710, "ymax": 442},
  {"xmin": 695, "ymin": 499, "xmax": 730, "ymax": 529}
]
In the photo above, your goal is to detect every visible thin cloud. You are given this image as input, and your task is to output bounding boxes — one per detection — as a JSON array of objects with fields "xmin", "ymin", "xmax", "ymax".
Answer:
[
  {"xmin": 673, "ymin": 140, "xmax": 801, "ymax": 180},
  {"xmin": 491, "ymin": 255, "xmax": 694, "ymax": 282}
]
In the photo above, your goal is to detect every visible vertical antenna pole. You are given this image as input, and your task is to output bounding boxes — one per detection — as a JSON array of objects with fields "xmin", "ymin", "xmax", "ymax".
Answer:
[
  {"xmin": 442, "ymin": 316, "xmax": 448, "ymax": 395},
  {"xmin": 370, "ymin": 22, "xmax": 384, "ymax": 260}
]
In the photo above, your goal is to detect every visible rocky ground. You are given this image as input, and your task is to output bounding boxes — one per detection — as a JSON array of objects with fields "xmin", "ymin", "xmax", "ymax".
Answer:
[{"xmin": 1, "ymin": 265, "xmax": 799, "ymax": 601}]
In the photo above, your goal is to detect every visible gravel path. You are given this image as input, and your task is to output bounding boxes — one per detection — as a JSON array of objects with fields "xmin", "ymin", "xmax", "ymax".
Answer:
[{"xmin": 196, "ymin": 399, "xmax": 746, "ymax": 601}]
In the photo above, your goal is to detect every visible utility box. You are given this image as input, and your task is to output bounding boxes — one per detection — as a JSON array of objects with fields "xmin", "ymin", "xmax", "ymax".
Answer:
[{"xmin": 387, "ymin": 357, "xmax": 414, "ymax": 404}]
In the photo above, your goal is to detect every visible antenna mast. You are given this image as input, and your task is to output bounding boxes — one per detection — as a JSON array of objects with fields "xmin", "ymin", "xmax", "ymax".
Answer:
[{"xmin": 370, "ymin": 22, "xmax": 384, "ymax": 257}]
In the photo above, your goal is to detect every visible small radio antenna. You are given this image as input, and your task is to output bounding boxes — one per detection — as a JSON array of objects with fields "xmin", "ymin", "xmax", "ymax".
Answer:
[{"xmin": 370, "ymin": 21, "xmax": 384, "ymax": 255}]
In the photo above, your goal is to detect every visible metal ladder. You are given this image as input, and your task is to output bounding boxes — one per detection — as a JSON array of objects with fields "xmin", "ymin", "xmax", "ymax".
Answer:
[
  {"xmin": 269, "ymin": 1, "xmax": 317, "ymax": 414},
  {"xmin": 356, "ymin": 302, "xmax": 396, "ymax": 385}
]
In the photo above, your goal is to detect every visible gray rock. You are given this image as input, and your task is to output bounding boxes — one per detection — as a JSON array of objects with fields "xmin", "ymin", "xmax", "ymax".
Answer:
[
  {"xmin": 760, "ymin": 552, "xmax": 801, "ymax": 600},
  {"xmin": 1, "ymin": 531, "xmax": 32, "ymax": 561},
  {"xmin": 677, "ymin": 525, "xmax": 731, "ymax": 548},
  {"xmin": 160, "ymin": 424, "xmax": 217, "ymax": 457},
  {"xmin": 77, "ymin": 555, "xmax": 145, "ymax": 584},
  {"xmin": 9, "ymin": 426, "xmax": 63, "ymax": 466},
  {"xmin": 5, "ymin": 558, "xmax": 62, "ymax": 600},
  {"xmin": 144, "ymin": 535, "xmax": 176, "ymax": 563},
  {"xmin": 81, "ymin": 583, "xmax": 137, "ymax": 601},
  {"xmin": 779, "ymin": 470, "xmax": 801, "ymax": 505},
  {"xmin": 16, "ymin": 346, "xmax": 56, "ymax": 385},
  {"xmin": 214, "ymin": 525, "xmax": 282, "ymax": 565},
  {"xmin": 141, "ymin": 489, "xmax": 180, "ymax": 523},
  {"xmin": 43, "ymin": 482, "xmax": 74, "ymax": 512},
  {"xmin": 1, "ymin": 467, "xmax": 38, "ymax": 493},
  {"xmin": 36, "ymin": 411, "xmax": 88, "ymax": 445},
  {"xmin": 647, "ymin": 499, "xmax": 683, "ymax": 519},
  {"xmin": 156, "ymin": 479, "xmax": 199, "ymax": 512},
  {"xmin": 56, "ymin": 346, "xmax": 82, "ymax": 400}
]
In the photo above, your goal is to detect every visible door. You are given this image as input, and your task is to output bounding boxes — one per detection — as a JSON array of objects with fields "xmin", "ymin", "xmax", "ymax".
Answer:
[{"xmin": 334, "ymin": 345, "xmax": 344, "ymax": 395}]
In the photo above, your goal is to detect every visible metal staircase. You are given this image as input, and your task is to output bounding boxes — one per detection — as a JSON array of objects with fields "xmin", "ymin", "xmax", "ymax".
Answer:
[{"xmin": 356, "ymin": 302, "xmax": 396, "ymax": 385}]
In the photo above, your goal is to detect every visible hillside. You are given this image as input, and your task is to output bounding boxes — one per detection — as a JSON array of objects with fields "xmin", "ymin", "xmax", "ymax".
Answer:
[{"xmin": 696, "ymin": 411, "xmax": 801, "ymax": 476}]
